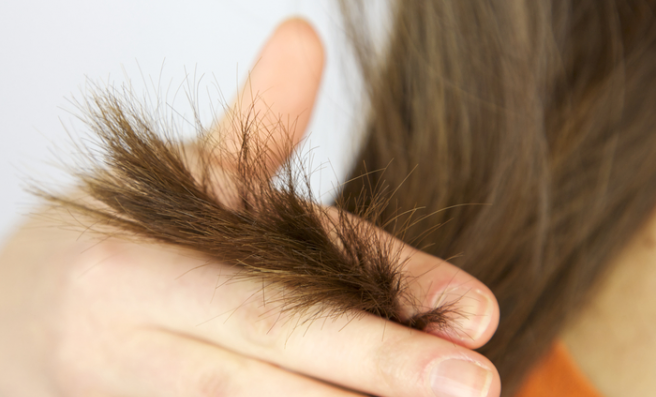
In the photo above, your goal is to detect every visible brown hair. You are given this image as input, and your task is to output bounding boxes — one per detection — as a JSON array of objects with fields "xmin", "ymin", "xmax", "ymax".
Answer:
[
  {"xmin": 33, "ymin": 1, "xmax": 656, "ymax": 395},
  {"xmin": 33, "ymin": 90, "xmax": 462, "ymax": 333},
  {"xmin": 340, "ymin": 0, "xmax": 656, "ymax": 394}
]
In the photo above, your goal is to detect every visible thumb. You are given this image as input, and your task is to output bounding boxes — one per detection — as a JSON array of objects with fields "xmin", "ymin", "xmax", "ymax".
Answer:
[{"xmin": 213, "ymin": 18, "xmax": 325, "ymax": 174}]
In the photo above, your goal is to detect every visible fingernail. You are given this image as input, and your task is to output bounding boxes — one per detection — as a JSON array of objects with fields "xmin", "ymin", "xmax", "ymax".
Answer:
[
  {"xmin": 435, "ymin": 288, "xmax": 493, "ymax": 341},
  {"xmin": 431, "ymin": 358, "xmax": 493, "ymax": 397}
]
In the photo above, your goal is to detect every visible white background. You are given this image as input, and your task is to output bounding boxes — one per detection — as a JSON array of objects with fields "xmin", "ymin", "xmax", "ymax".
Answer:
[{"xmin": 0, "ymin": 1, "xmax": 388, "ymax": 242}]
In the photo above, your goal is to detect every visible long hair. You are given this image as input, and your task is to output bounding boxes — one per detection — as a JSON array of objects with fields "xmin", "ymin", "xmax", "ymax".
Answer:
[
  {"xmin": 33, "ymin": 1, "xmax": 656, "ymax": 395},
  {"xmin": 340, "ymin": 0, "xmax": 656, "ymax": 394}
]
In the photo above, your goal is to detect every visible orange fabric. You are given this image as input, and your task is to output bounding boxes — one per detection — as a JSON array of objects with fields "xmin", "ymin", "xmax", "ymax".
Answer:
[{"xmin": 514, "ymin": 341, "xmax": 602, "ymax": 397}]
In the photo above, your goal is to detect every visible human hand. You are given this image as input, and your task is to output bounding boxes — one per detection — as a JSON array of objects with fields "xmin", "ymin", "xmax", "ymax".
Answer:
[{"xmin": 0, "ymin": 19, "xmax": 501, "ymax": 397}]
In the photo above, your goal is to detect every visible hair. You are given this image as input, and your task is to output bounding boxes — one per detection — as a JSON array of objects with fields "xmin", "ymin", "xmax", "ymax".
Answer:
[
  {"xmin": 32, "ymin": 1, "xmax": 656, "ymax": 395},
  {"xmin": 340, "ymin": 0, "xmax": 656, "ymax": 394},
  {"xmin": 32, "ymin": 88, "xmax": 463, "ymax": 333}
]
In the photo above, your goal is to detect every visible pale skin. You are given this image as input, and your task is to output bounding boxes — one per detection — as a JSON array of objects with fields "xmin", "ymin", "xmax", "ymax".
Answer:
[
  {"xmin": 0, "ymin": 20, "xmax": 501, "ymax": 397},
  {"xmin": 562, "ymin": 210, "xmax": 656, "ymax": 397}
]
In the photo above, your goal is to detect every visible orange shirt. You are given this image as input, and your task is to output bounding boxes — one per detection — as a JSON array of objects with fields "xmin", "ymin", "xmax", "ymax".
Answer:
[{"xmin": 514, "ymin": 341, "xmax": 601, "ymax": 397}]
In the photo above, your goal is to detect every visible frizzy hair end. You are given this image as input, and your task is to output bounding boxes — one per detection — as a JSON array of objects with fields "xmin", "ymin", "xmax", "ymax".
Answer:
[{"xmin": 30, "ymin": 85, "xmax": 464, "ymax": 332}]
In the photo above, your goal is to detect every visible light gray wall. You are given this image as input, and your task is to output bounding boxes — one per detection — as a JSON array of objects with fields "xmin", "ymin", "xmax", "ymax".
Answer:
[{"xmin": 0, "ymin": 0, "xmax": 374, "ymax": 242}]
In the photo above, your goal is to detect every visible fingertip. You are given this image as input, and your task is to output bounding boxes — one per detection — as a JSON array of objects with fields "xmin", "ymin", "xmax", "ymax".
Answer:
[
  {"xmin": 222, "ymin": 17, "xmax": 325, "ymax": 171},
  {"xmin": 273, "ymin": 17, "xmax": 326, "ymax": 70},
  {"xmin": 248, "ymin": 17, "xmax": 325, "ymax": 112},
  {"xmin": 429, "ymin": 354, "xmax": 502, "ymax": 397},
  {"xmin": 400, "ymin": 249, "xmax": 500, "ymax": 349},
  {"xmin": 428, "ymin": 285, "xmax": 500, "ymax": 350},
  {"xmin": 253, "ymin": 17, "xmax": 325, "ymax": 138}
]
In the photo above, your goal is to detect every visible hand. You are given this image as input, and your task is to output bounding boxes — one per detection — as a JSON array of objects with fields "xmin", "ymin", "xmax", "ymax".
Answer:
[{"xmin": 0, "ymin": 19, "xmax": 501, "ymax": 397}]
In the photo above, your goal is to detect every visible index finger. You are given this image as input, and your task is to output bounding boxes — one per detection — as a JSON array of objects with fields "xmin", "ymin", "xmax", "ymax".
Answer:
[
  {"xmin": 328, "ymin": 208, "xmax": 500, "ymax": 349},
  {"xmin": 104, "ymin": 240, "xmax": 501, "ymax": 397},
  {"xmin": 396, "ymin": 244, "xmax": 500, "ymax": 349}
]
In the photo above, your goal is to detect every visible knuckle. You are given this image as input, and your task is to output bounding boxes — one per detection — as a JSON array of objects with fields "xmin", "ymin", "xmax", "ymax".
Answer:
[
  {"xmin": 374, "ymin": 342, "xmax": 402, "ymax": 393},
  {"xmin": 50, "ymin": 354, "xmax": 101, "ymax": 397},
  {"xmin": 60, "ymin": 238, "xmax": 125, "ymax": 304},
  {"xmin": 49, "ymin": 240, "xmax": 131, "ymax": 396},
  {"xmin": 233, "ymin": 288, "xmax": 290, "ymax": 351},
  {"xmin": 191, "ymin": 354, "xmax": 253, "ymax": 397},
  {"xmin": 373, "ymin": 335, "xmax": 425, "ymax": 397},
  {"xmin": 193, "ymin": 370, "xmax": 234, "ymax": 397}
]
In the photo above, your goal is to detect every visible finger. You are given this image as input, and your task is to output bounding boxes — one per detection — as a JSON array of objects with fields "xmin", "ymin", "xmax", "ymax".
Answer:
[
  {"xmin": 94, "ymin": 243, "xmax": 500, "ymax": 397},
  {"xmin": 394, "ymin": 244, "xmax": 500, "ymax": 349},
  {"xmin": 213, "ymin": 18, "xmax": 325, "ymax": 173},
  {"xmin": 103, "ymin": 328, "xmax": 364, "ymax": 397},
  {"xmin": 329, "ymin": 208, "xmax": 499, "ymax": 349},
  {"xmin": 189, "ymin": 292, "xmax": 500, "ymax": 397}
]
